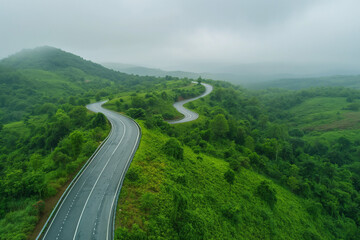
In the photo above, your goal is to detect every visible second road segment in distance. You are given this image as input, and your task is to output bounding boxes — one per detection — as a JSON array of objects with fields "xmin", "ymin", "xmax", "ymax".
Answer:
[
  {"xmin": 38, "ymin": 81, "xmax": 212, "ymax": 239},
  {"xmin": 167, "ymin": 82, "xmax": 213, "ymax": 124}
]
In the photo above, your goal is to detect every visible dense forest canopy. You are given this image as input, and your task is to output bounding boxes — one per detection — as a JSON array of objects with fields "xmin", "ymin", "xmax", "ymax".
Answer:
[{"xmin": 0, "ymin": 47, "xmax": 359, "ymax": 239}]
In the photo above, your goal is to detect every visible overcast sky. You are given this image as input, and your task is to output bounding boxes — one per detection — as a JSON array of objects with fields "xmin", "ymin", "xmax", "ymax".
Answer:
[{"xmin": 1, "ymin": 0, "xmax": 360, "ymax": 74}]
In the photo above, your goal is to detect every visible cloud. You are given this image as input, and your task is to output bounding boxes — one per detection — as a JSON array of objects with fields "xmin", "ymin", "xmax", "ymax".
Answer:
[{"xmin": 0, "ymin": 0, "xmax": 359, "ymax": 74}]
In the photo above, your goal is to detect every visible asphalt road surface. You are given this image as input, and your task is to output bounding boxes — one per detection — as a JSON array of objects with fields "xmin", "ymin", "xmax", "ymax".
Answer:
[
  {"xmin": 167, "ymin": 82, "xmax": 213, "ymax": 124},
  {"xmin": 39, "ymin": 101, "xmax": 140, "ymax": 240}
]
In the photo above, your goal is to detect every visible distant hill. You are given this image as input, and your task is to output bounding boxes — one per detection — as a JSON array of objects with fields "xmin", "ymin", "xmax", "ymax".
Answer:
[
  {"xmin": 103, "ymin": 62, "xmax": 258, "ymax": 83},
  {"xmin": 246, "ymin": 75, "xmax": 360, "ymax": 90},
  {"xmin": 103, "ymin": 62, "xmax": 357, "ymax": 86},
  {"xmin": 102, "ymin": 62, "xmax": 204, "ymax": 79},
  {"xmin": 1, "ymin": 46, "xmax": 127, "ymax": 82}
]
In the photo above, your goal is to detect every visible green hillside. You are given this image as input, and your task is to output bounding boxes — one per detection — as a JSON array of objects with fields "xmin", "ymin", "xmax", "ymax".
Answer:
[
  {"xmin": 1, "ymin": 46, "xmax": 123, "ymax": 81},
  {"xmin": 0, "ymin": 47, "xmax": 171, "ymax": 239},
  {"xmin": 0, "ymin": 46, "xmax": 173, "ymax": 123},
  {"xmin": 115, "ymin": 121, "xmax": 336, "ymax": 240},
  {"xmin": 0, "ymin": 47, "xmax": 359, "ymax": 239},
  {"xmin": 111, "ymin": 82, "xmax": 360, "ymax": 239}
]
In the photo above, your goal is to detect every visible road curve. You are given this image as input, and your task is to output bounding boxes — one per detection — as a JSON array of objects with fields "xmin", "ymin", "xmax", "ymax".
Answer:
[
  {"xmin": 38, "ymin": 101, "xmax": 140, "ymax": 240},
  {"xmin": 167, "ymin": 82, "xmax": 213, "ymax": 124}
]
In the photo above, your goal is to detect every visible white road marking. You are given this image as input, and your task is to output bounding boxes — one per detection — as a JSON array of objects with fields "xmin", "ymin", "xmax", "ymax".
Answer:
[
  {"xmin": 106, "ymin": 120, "xmax": 140, "ymax": 240},
  {"xmin": 72, "ymin": 117, "xmax": 126, "ymax": 240}
]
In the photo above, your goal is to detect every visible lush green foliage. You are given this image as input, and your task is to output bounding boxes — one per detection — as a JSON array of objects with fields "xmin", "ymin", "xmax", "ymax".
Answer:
[
  {"xmin": 0, "ymin": 104, "xmax": 110, "ymax": 239},
  {"xmin": 0, "ymin": 46, "xmax": 190, "ymax": 124},
  {"xmin": 2, "ymin": 47, "xmax": 360, "ymax": 239},
  {"xmin": 163, "ymin": 138, "xmax": 184, "ymax": 160},
  {"xmin": 105, "ymin": 80, "xmax": 205, "ymax": 121},
  {"xmin": 0, "ymin": 47, "xmax": 207, "ymax": 239},
  {"xmin": 114, "ymin": 80, "xmax": 360, "ymax": 239}
]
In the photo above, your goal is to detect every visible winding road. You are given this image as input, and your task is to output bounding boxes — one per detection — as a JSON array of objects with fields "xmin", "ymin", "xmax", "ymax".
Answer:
[
  {"xmin": 37, "ymin": 82, "xmax": 212, "ymax": 240},
  {"xmin": 167, "ymin": 82, "xmax": 213, "ymax": 124},
  {"xmin": 38, "ymin": 101, "xmax": 140, "ymax": 240}
]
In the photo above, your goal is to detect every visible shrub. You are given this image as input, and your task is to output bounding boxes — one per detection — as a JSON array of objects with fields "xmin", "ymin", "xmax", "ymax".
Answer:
[
  {"xmin": 126, "ymin": 167, "xmax": 140, "ymax": 182},
  {"xmin": 126, "ymin": 108, "xmax": 145, "ymax": 119},
  {"xmin": 163, "ymin": 138, "xmax": 183, "ymax": 160},
  {"xmin": 256, "ymin": 180, "xmax": 277, "ymax": 209},
  {"xmin": 140, "ymin": 193, "xmax": 156, "ymax": 212},
  {"xmin": 92, "ymin": 112, "xmax": 107, "ymax": 128},
  {"xmin": 221, "ymin": 205, "xmax": 240, "ymax": 224}
]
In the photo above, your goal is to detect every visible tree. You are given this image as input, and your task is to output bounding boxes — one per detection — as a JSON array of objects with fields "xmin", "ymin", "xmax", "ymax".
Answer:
[
  {"xmin": 70, "ymin": 130, "xmax": 83, "ymax": 158},
  {"xmin": 29, "ymin": 153, "xmax": 42, "ymax": 170},
  {"xmin": 115, "ymin": 100, "xmax": 121, "ymax": 111},
  {"xmin": 266, "ymin": 123, "xmax": 287, "ymax": 140},
  {"xmin": 131, "ymin": 96, "xmax": 146, "ymax": 108},
  {"xmin": 126, "ymin": 108, "xmax": 145, "ymax": 119},
  {"xmin": 46, "ymin": 109, "xmax": 71, "ymax": 149},
  {"xmin": 287, "ymin": 176, "xmax": 300, "ymax": 192},
  {"xmin": 221, "ymin": 204, "xmax": 240, "ymax": 224},
  {"xmin": 161, "ymin": 91, "xmax": 168, "ymax": 100},
  {"xmin": 3, "ymin": 169, "xmax": 23, "ymax": 197},
  {"xmin": 92, "ymin": 112, "xmax": 107, "ymax": 128},
  {"xmin": 23, "ymin": 171, "xmax": 46, "ymax": 197},
  {"xmin": 256, "ymin": 181, "xmax": 277, "ymax": 209},
  {"xmin": 95, "ymin": 93, "xmax": 101, "ymax": 101},
  {"xmin": 163, "ymin": 138, "xmax": 183, "ymax": 160},
  {"xmin": 69, "ymin": 96, "xmax": 76, "ymax": 105},
  {"xmin": 210, "ymin": 114, "xmax": 229, "ymax": 138},
  {"xmin": 224, "ymin": 169, "xmax": 235, "ymax": 191},
  {"xmin": 69, "ymin": 106, "xmax": 87, "ymax": 127},
  {"xmin": 52, "ymin": 149, "xmax": 71, "ymax": 167},
  {"xmin": 338, "ymin": 136, "xmax": 351, "ymax": 151}
]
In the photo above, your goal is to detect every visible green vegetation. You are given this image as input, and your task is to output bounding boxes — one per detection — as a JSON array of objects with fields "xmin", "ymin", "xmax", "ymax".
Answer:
[
  {"xmin": 104, "ymin": 80, "xmax": 205, "ymax": 120},
  {"xmin": 0, "ymin": 47, "xmax": 208, "ymax": 239},
  {"xmin": 0, "ymin": 46, "xmax": 190, "ymax": 124},
  {"xmin": 0, "ymin": 105, "xmax": 110, "ymax": 239},
  {"xmin": 114, "ymin": 81, "xmax": 360, "ymax": 239},
  {"xmin": 1, "ymin": 46, "xmax": 360, "ymax": 239}
]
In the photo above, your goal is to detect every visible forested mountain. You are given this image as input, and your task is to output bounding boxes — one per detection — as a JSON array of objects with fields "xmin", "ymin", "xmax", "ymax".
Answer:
[
  {"xmin": 1, "ymin": 46, "xmax": 123, "ymax": 80},
  {"xmin": 0, "ymin": 47, "xmax": 359, "ymax": 239}
]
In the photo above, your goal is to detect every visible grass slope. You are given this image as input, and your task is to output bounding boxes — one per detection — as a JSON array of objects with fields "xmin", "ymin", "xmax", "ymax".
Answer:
[
  {"xmin": 287, "ymin": 96, "xmax": 360, "ymax": 143},
  {"xmin": 115, "ymin": 121, "xmax": 333, "ymax": 240}
]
